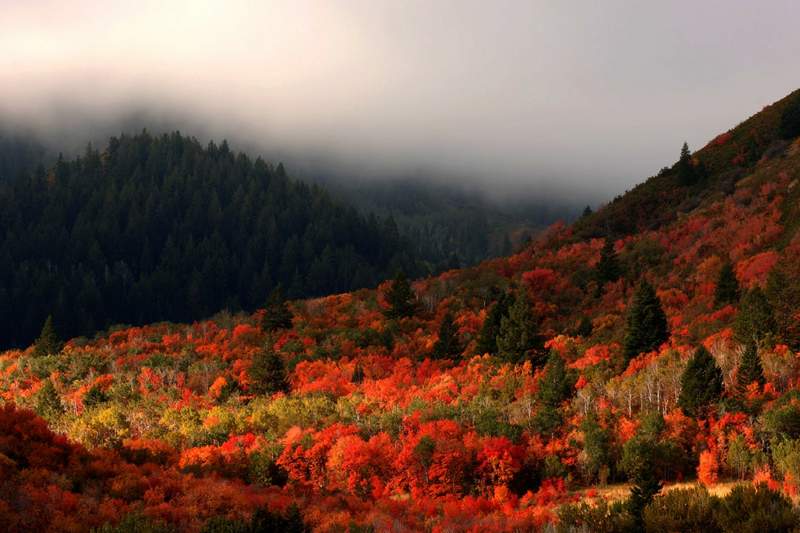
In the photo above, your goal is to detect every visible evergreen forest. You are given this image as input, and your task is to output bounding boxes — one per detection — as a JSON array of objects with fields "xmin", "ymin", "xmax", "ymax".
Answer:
[{"xmin": 0, "ymin": 131, "xmax": 422, "ymax": 348}]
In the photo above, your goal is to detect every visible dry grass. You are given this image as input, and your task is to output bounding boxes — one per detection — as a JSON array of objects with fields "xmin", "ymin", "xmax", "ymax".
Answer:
[{"xmin": 573, "ymin": 479, "xmax": 739, "ymax": 505}]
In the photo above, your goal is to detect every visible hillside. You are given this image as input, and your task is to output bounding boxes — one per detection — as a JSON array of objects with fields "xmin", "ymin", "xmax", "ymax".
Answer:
[
  {"xmin": 575, "ymin": 87, "xmax": 800, "ymax": 239},
  {"xmin": 0, "ymin": 122, "xmax": 581, "ymax": 278},
  {"xmin": 3, "ymin": 90, "xmax": 800, "ymax": 531},
  {"xmin": 0, "ymin": 131, "xmax": 423, "ymax": 350}
]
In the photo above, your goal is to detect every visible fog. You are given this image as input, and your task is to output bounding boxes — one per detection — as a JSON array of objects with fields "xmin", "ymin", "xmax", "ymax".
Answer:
[{"xmin": 2, "ymin": 1, "xmax": 800, "ymax": 202}]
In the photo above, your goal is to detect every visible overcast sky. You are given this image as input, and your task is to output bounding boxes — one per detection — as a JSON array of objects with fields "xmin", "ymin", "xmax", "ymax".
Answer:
[{"xmin": 2, "ymin": 0, "xmax": 799, "ymax": 199}]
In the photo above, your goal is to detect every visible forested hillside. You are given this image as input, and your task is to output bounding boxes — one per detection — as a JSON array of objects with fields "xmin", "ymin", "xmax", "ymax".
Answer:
[
  {"xmin": 4, "ymin": 90, "xmax": 800, "ymax": 532},
  {"xmin": 0, "ymin": 131, "xmax": 421, "ymax": 349}
]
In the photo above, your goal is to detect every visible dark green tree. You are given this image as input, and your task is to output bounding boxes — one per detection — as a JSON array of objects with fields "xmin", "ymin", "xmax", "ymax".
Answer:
[
  {"xmin": 622, "ymin": 280, "xmax": 669, "ymax": 363},
  {"xmin": 677, "ymin": 141, "xmax": 698, "ymax": 186},
  {"xmin": 581, "ymin": 205, "xmax": 593, "ymax": 218},
  {"xmin": 249, "ymin": 349, "xmax": 290, "ymax": 396},
  {"xmin": 736, "ymin": 342, "xmax": 764, "ymax": 397},
  {"xmin": 536, "ymin": 351, "xmax": 575, "ymax": 407},
  {"xmin": 575, "ymin": 313, "xmax": 593, "ymax": 338},
  {"xmin": 714, "ymin": 257, "xmax": 740, "ymax": 308},
  {"xmin": 432, "ymin": 311, "xmax": 462, "ymax": 360},
  {"xmin": 779, "ymin": 92, "xmax": 800, "ymax": 140},
  {"xmin": 627, "ymin": 462, "xmax": 663, "ymax": 532},
  {"xmin": 497, "ymin": 291, "xmax": 546, "ymax": 366},
  {"xmin": 532, "ymin": 351, "xmax": 575, "ymax": 436},
  {"xmin": 83, "ymin": 383, "xmax": 108, "ymax": 410},
  {"xmin": 36, "ymin": 378, "xmax": 64, "ymax": 419},
  {"xmin": 596, "ymin": 238, "xmax": 620, "ymax": 284},
  {"xmin": 677, "ymin": 345, "xmax": 723, "ymax": 416},
  {"xmin": 733, "ymin": 286, "xmax": 775, "ymax": 350},
  {"xmin": 475, "ymin": 292, "xmax": 510, "ymax": 355},
  {"xmin": 34, "ymin": 315, "xmax": 63, "ymax": 358},
  {"xmin": 384, "ymin": 268, "xmax": 418, "ymax": 320},
  {"xmin": 579, "ymin": 415, "xmax": 612, "ymax": 485},
  {"xmin": 262, "ymin": 284, "xmax": 293, "ymax": 332},
  {"xmin": 766, "ymin": 255, "xmax": 800, "ymax": 350}
]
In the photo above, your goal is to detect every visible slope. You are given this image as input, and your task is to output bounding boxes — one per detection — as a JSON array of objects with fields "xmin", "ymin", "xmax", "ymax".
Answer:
[
  {"xmin": 0, "ymin": 131, "xmax": 422, "ymax": 350},
  {"xmin": 3, "ymin": 89, "xmax": 800, "ymax": 531}
]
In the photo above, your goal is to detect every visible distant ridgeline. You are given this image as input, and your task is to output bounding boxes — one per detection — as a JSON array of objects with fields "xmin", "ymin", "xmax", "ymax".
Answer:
[{"xmin": 0, "ymin": 131, "xmax": 423, "ymax": 349}]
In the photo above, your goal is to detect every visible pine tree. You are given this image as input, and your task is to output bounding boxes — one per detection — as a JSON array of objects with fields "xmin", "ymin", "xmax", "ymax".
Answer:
[
  {"xmin": 780, "ymin": 92, "xmax": 800, "ymax": 140},
  {"xmin": 622, "ymin": 280, "xmax": 669, "ymax": 363},
  {"xmin": 432, "ymin": 311, "xmax": 463, "ymax": 360},
  {"xmin": 36, "ymin": 379, "xmax": 64, "ymax": 419},
  {"xmin": 83, "ymin": 383, "xmax": 108, "ymax": 410},
  {"xmin": 596, "ymin": 238, "xmax": 620, "ymax": 284},
  {"xmin": 714, "ymin": 257, "xmax": 740, "ymax": 308},
  {"xmin": 766, "ymin": 256, "xmax": 800, "ymax": 350},
  {"xmin": 627, "ymin": 462, "xmax": 663, "ymax": 531},
  {"xmin": 34, "ymin": 315, "xmax": 63, "ymax": 358},
  {"xmin": 576, "ymin": 313, "xmax": 593, "ymax": 338},
  {"xmin": 536, "ymin": 351, "xmax": 576, "ymax": 407},
  {"xmin": 733, "ymin": 286, "xmax": 775, "ymax": 350},
  {"xmin": 581, "ymin": 205, "xmax": 593, "ymax": 218},
  {"xmin": 384, "ymin": 268, "xmax": 418, "ymax": 320},
  {"xmin": 497, "ymin": 291, "xmax": 546, "ymax": 367},
  {"xmin": 262, "ymin": 284, "xmax": 293, "ymax": 332},
  {"xmin": 736, "ymin": 342, "xmax": 764, "ymax": 397},
  {"xmin": 475, "ymin": 292, "xmax": 510, "ymax": 355},
  {"xmin": 249, "ymin": 349, "xmax": 290, "ymax": 396},
  {"xmin": 677, "ymin": 142, "xmax": 698, "ymax": 186},
  {"xmin": 677, "ymin": 345, "xmax": 723, "ymax": 416}
]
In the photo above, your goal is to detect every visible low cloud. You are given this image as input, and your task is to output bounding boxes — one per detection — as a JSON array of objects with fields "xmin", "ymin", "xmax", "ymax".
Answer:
[{"xmin": 2, "ymin": 1, "xmax": 800, "ymax": 202}]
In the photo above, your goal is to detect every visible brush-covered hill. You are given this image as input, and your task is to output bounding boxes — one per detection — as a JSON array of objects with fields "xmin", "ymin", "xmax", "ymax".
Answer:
[{"xmin": 4, "ymin": 89, "xmax": 800, "ymax": 531}]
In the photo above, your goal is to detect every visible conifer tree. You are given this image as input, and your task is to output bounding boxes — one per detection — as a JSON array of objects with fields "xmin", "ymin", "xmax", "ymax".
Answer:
[
  {"xmin": 677, "ymin": 345, "xmax": 723, "ymax": 416},
  {"xmin": 262, "ymin": 284, "xmax": 293, "ymax": 332},
  {"xmin": 733, "ymin": 286, "xmax": 775, "ymax": 350},
  {"xmin": 596, "ymin": 238, "xmax": 620, "ymax": 284},
  {"xmin": 627, "ymin": 462, "xmax": 663, "ymax": 531},
  {"xmin": 497, "ymin": 291, "xmax": 546, "ymax": 367},
  {"xmin": 622, "ymin": 280, "xmax": 669, "ymax": 363},
  {"xmin": 384, "ymin": 268, "xmax": 418, "ymax": 320},
  {"xmin": 736, "ymin": 342, "xmax": 765, "ymax": 397},
  {"xmin": 83, "ymin": 383, "xmax": 108, "ymax": 410},
  {"xmin": 677, "ymin": 141, "xmax": 698, "ymax": 186},
  {"xmin": 36, "ymin": 379, "xmax": 64, "ymax": 419},
  {"xmin": 432, "ymin": 311, "xmax": 462, "ymax": 360},
  {"xmin": 576, "ymin": 313, "xmax": 593, "ymax": 338},
  {"xmin": 765, "ymin": 256, "xmax": 800, "ymax": 350},
  {"xmin": 475, "ymin": 292, "xmax": 510, "ymax": 355},
  {"xmin": 249, "ymin": 349, "xmax": 290, "ymax": 396},
  {"xmin": 714, "ymin": 257, "xmax": 740, "ymax": 308},
  {"xmin": 34, "ymin": 315, "xmax": 63, "ymax": 358},
  {"xmin": 536, "ymin": 351, "xmax": 576, "ymax": 407}
]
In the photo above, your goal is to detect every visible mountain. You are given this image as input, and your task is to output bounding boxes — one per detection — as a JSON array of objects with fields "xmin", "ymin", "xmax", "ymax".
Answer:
[
  {"xmin": 3, "ymin": 89, "xmax": 800, "ymax": 531},
  {"xmin": 0, "ymin": 117, "xmax": 586, "ymax": 273},
  {"xmin": 0, "ymin": 131, "xmax": 424, "ymax": 349}
]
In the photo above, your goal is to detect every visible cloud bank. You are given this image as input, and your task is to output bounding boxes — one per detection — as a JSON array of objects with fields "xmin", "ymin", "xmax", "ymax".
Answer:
[{"xmin": 2, "ymin": 1, "xmax": 800, "ymax": 200}]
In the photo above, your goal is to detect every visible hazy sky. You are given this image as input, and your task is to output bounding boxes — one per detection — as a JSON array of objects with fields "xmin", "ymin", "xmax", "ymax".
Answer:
[{"xmin": 2, "ymin": 0, "xmax": 799, "ymax": 199}]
